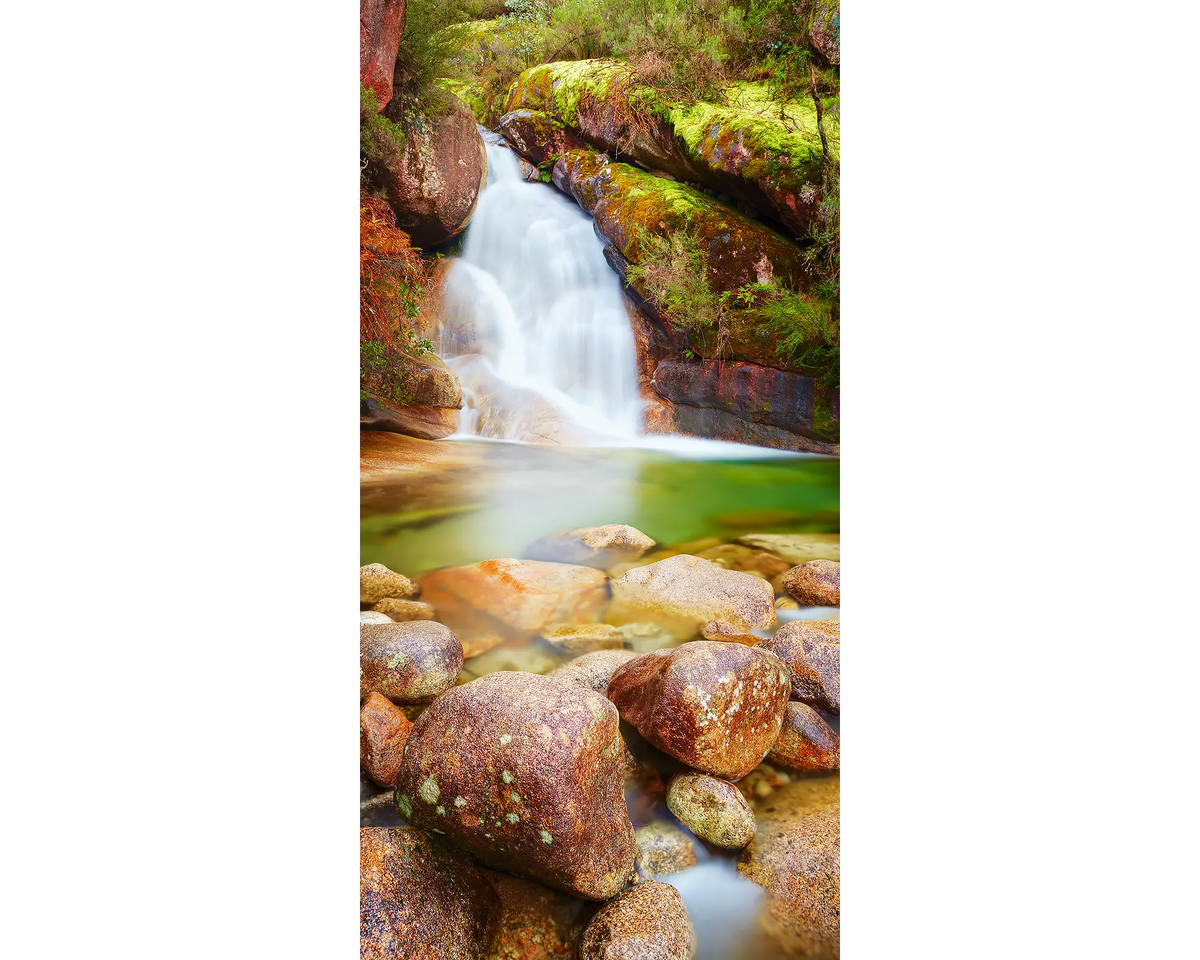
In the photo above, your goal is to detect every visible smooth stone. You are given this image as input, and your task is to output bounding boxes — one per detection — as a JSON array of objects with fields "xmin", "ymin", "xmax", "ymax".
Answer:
[
  {"xmin": 524, "ymin": 523, "xmax": 655, "ymax": 569},
  {"xmin": 416, "ymin": 558, "xmax": 610, "ymax": 657},
  {"xmin": 541, "ymin": 623, "xmax": 625, "ymax": 654},
  {"xmin": 394, "ymin": 672, "xmax": 635, "ymax": 900},
  {"xmin": 360, "ymin": 610, "xmax": 395, "ymax": 624},
  {"xmin": 634, "ymin": 820, "xmax": 699, "ymax": 878},
  {"xmin": 607, "ymin": 642, "xmax": 791, "ymax": 780},
  {"xmin": 767, "ymin": 701, "xmax": 840, "ymax": 772},
  {"xmin": 548, "ymin": 649, "xmax": 639, "ymax": 693},
  {"xmin": 360, "ymin": 692, "xmax": 414, "ymax": 788},
  {"xmin": 699, "ymin": 619, "xmax": 761, "ymax": 645},
  {"xmin": 783, "ymin": 559, "xmax": 840, "ymax": 607},
  {"xmin": 608, "ymin": 554, "xmax": 777, "ymax": 639},
  {"xmin": 371, "ymin": 598, "xmax": 437, "ymax": 621},
  {"xmin": 579, "ymin": 880, "xmax": 696, "ymax": 960},
  {"xmin": 361, "ymin": 826, "xmax": 500, "ymax": 959},
  {"xmin": 360, "ymin": 620, "xmax": 464, "ymax": 705},
  {"xmin": 666, "ymin": 772, "xmax": 756, "ymax": 849},
  {"xmin": 360, "ymin": 562, "xmax": 420, "ymax": 604},
  {"xmin": 480, "ymin": 869, "xmax": 591, "ymax": 960},
  {"xmin": 734, "ymin": 533, "xmax": 840, "ymax": 565},
  {"xmin": 755, "ymin": 620, "xmax": 840, "ymax": 715}
]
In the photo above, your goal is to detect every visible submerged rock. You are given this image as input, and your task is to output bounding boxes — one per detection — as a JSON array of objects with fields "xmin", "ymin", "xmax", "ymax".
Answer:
[
  {"xmin": 416, "ymin": 558, "xmax": 610, "ymax": 657},
  {"xmin": 360, "ymin": 562, "xmax": 420, "ymax": 604},
  {"xmin": 634, "ymin": 820, "xmax": 699, "ymax": 878},
  {"xmin": 756, "ymin": 620, "xmax": 840, "ymax": 715},
  {"xmin": 394, "ymin": 672, "xmax": 635, "ymax": 900},
  {"xmin": 370, "ymin": 598, "xmax": 436, "ymax": 621},
  {"xmin": 480, "ymin": 869, "xmax": 591, "ymax": 960},
  {"xmin": 767, "ymin": 701, "xmax": 840, "ymax": 772},
  {"xmin": 524, "ymin": 524, "xmax": 655, "ymax": 569},
  {"xmin": 361, "ymin": 826, "xmax": 501, "ymax": 960},
  {"xmin": 541, "ymin": 623, "xmax": 626, "ymax": 654},
  {"xmin": 360, "ymin": 692, "xmax": 414, "ymax": 788},
  {"xmin": 666, "ymin": 772, "xmax": 757, "ymax": 849},
  {"xmin": 699, "ymin": 619, "xmax": 762, "ymax": 645},
  {"xmin": 548, "ymin": 649, "xmax": 639, "ymax": 693},
  {"xmin": 734, "ymin": 533, "xmax": 840, "ymax": 565},
  {"xmin": 607, "ymin": 641, "xmax": 791, "ymax": 780},
  {"xmin": 360, "ymin": 620, "xmax": 464, "ymax": 704},
  {"xmin": 783, "ymin": 559, "xmax": 841, "ymax": 607},
  {"xmin": 608, "ymin": 554, "xmax": 777, "ymax": 640},
  {"xmin": 578, "ymin": 880, "xmax": 695, "ymax": 960}
]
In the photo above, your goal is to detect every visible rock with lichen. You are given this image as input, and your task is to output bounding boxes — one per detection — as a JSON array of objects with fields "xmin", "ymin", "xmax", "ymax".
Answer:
[
  {"xmin": 361, "ymin": 562, "xmax": 420, "ymax": 604},
  {"xmin": 496, "ymin": 108, "xmax": 587, "ymax": 167},
  {"xmin": 756, "ymin": 620, "xmax": 840, "ymax": 715},
  {"xmin": 524, "ymin": 523, "xmax": 655, "ymax": 569},
  {"xmin": 360, "ymin": 692, "xmax": 414, "ymax": 787},
  {"xmin": 416, "ymin": 558, "xmax": 610, "ymax": 657},
  {"xmin": 607, "ymin": 641, "xmax": 790, "ymax": 780},
  {"xmin": 577, "ymin": 880, "xmax": 695, "ymax": 960},
  {"xmin": 767, "ymin": 701, "xmax": 839, "ymax": 772},
  {"xmin": 607, "ymin": 554, "xmax": 777, "ymax": 640},
  {"xmin": 394, "ymin": 672, "xmax": 635, "ymax": 900},
  {"xmin": 783, "ymin": 559, "xmax": 840, "ymax": 606},
  {"xmin": 361, "ymin": 826, "xmax": 501, "ymax": 960},
  {"xmin": 667, "ymin": 771, "xmax": 757, "ymax": 849},
  {"xmin": 360, "ymin": 620, "xmax": 464, "ymax": 704}
]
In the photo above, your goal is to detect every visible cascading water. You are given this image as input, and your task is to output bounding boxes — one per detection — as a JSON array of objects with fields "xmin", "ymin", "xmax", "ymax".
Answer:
[{"xmin": 438, "ymin": 135, "xmax": 643, "ymax": 443}]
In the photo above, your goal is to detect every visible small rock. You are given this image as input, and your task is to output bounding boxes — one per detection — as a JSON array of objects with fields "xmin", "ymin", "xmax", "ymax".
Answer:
[
  {"xmin": 360, "ymin": 692, "xmax": 414, "ymax": 788},
  {"xmin": 361, "ymin": 826, "xmax": 500, "ymax": 959},
  {"xmin": 607, "ymin": 641, "xmax": 791, "ymax": 780},
  {"xmin": 699, "ymin": 619, "xmax": 760, "ymax": 645},
  {"xmin": 360, "ymin": 562, "xmax": 419, "ymax": 604},
  {"xmin": 371, "ymin": 598, "xmax": 437, "ymax": 621},
  {"xmin": 524, "ymin": 523, "xmax": 655, "ymax": 569},
  {"xmin": 767, "ymin": 702, "xmax": 840, "ymax": 772},
  {"xmin": 734, "ymin": 533, "xmax": 840, "ymax": 565},
  {"xmin": 360, "ymin": 610, "xmax": 395, "ymax": 625},
  {"xmin": 666, "ymin": 772, "xmax": 756, "ymax": 849},
  {"xmin": 360, "ymin": 620, "xmax": 464, "ymax": 704},
  {"xmin": 548, "ymin": 650, "xmax": 639, "ymax": 693},
  {"xmin": 480, "ymin": 869, "xmax": 591, "ymax": 960},
  {"xmin": 783, "ymin": 559, "xmax": 840, "ymax": 607},
  {"xmin": 578, "ymin": 880, "xmax": 695, "ymax": 960},
  {"xmin": 542, "ymin": 623, "xmax": 625, "ymax": 654},
  {"xmin": 756, "ymin": 620, "xmax": 840, "ymax": 715},
  {"xmin": 634, "ymin": 820, "xmax": 699, "ymax": 878}
]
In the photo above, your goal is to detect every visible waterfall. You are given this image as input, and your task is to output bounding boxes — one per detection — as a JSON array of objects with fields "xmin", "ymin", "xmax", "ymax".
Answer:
[{"xmin": 438, "ymin": 136, "xmax": 643, "ymax": 443}]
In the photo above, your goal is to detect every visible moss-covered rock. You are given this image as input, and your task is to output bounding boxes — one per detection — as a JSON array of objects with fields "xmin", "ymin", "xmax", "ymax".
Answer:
[{"xmin": 497, "ymin": 109, "xmax": 587, "ymax": 167}]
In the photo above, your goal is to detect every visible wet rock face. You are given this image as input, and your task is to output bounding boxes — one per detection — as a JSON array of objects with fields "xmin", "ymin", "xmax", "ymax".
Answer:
[
  {"xmin": 360, "ymin": 826, "xmax": 500, "ymax": 960},
  {"xmin": 578, "ymin": 880, "xmax": 696, "ymax": 960},
  {"xmin": 524, "ymin": 524, "xmax": 655, "ymax": 569},
  {"xmin": 767, "ymin": 701, "xmax": 840, "ymax": 772},
  {"xmin": 549, "ymin": 649, "xmax": 639, "ymax": 693},
  {"xmin": 480, "ymin": 869, "xmax": 592, "ymax": 960},
  {"xmin": 497, "ymin": 108, "xmax": 587, "ymax": 167},
  {"xmin": 359, "ymin": 0, "xmax": 406, "ymax": 112},
  {"xmin": 394, "ymin": 672, "xmax": 636, "ymax": 900},
  {"xmin": 370, "ymin": 598, "xmax": 436, "ymax": 621},
  {"xmin": 361, "ymin": 562, "xmax": 419, "ymax": 604},
  {"xmin": 416, "ymin": 558, "xmax": 610, "ymax": 657},
  {"xmin": 607, "ymin": 642, "xmax": 791, "ymax": 780},
  {"xmin": 783, "ymin": 559, "xmax": 840, "ymax": 607},
  {"xmin": 667, "ymin": 772, "xmax": 757, "ymax": 849},
  {"xmin": 360, "ymin": 692, "xmax": 414, "ymax": 788},
  {"xmin": 756, "ymin": 620, "xmax": 840, "ymax": 715},
  {"xmin": 608, "ymin": 554, "xmax": 777, "ymax": 640},
  {"xmin": 634, "ymin": 820, "xmax": 699, "ymax": 878},
  {"xmin": 360, "ymin": 621, "xmax": 464, "ymax": 704},
  {"xmin": 738, "ymin": 778, "xmax": 840, "ymax": 959}
]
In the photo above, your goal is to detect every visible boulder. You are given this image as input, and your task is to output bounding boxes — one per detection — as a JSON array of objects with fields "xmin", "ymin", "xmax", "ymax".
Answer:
[
  {"xmin": 634, "ymin": 820, "xmax": 699, "ymax": 878},
  {"xmin": 755, "ymin": 620, "xmax": 840, "ymax": 715},
  {"xmin": 608, "ymin": 554, "xmax": 777, "ymax": 640},
  {"xmin": 607, "ymin": 642, "xmax": 791, "ymax": 780},
  {"xmin": 541, "ymin": 623, "xmax": 626, "ymax": 655},
  {"xmin": 364, "ymin": 89, "xmax": 488, "ymax": 248},
  {"xmin": 699, "ymin": 619, "xmax": 762, "ymax": 645},
  {"xmin": 360, "ymin": 692, "xmax": 414, "ymax": 788},
  {"xmin": 360, "ymin": 620, "xmax": 464, "ymax": 704},
  {"xmin": 734, "ymin": 533, "xmax": 840, "ymax": 565},
  {"xmin": 548, "ymin": 649, "xmax": 639, "ymax": 693},
  {"xmin": 524, "ymin": 524, "xmax": 655, "ymax": 569},
  {"xmin": 666, "ymin": 772, "xmax": 756, "ymax": 849},
  {"xmin": 497, "ymin": 108, "xmax": 587, "ymax": 166},
  {"xmin": 480, "ymin": 869, "xmax": 591, "ymax": 960},
  {"xmin": 767, "ymin": 701, "xmax": 840, "ymax": 772},
  {"xmin": 578, "ymin": 880, "xmax": 696, "ymax": 960},
  {"xmin": 416, "ymin": 558, "xmax": 610, "ymax": 657},
  {"xmin": 370, "ymin": 598, "xmax": 436, "ymax": 621},
  {"xmin": 783, "ymin": 559, "xmax": 840, "ymax": 606},
  {"xmin": 361, "ymin": 826, "xmax": 501, "ymax": 960},
  {"xmin": 394, "ymin": 672, "xmax": 636, "ymax": 900},
  {"xmin": 360, "ymin": 0, "xmax": 407, "ymax": 112},
  {"xmin": 360, "ymin": 562, "xmax": 420, "ymax": 604}
]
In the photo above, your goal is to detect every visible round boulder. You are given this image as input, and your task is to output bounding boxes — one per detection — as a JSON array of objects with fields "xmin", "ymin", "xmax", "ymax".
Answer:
[
  {"xmin": 666, "ymin": 772, "xmax": 756, "ymax": 849},
  {"xmin": 755, "ymin": 620, "xmax": 840, "ymax": 715},
  {"xmin": 360, "ymin": 620, "xmax": 464, "ymax": 704}
]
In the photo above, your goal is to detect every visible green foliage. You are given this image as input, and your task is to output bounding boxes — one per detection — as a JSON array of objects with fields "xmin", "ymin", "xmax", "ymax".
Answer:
[
  {"xmin": 359, "ymin": 85, "xmax": 405, "ymax": 164},
  {"xmin": 396, "ymin": 0, "xmax": 474, "ymax": 91}
]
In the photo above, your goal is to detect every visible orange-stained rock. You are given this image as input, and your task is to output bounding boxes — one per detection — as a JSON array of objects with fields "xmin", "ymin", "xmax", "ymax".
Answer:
[
  {"xmin": 360, "ymin": 692, "xmax": 414, "ymax": 787},
  {"xmin": 783, "ymin": 559, "xmax": 840, "ymax": 607},
  {"xmin": 394, "ymin": 672, "xmax": 636, "ymax": 900},
  {"xmin": 578, "ymin": 880, "xmax": 695, "ymax": 960},
  {"xmin": 360, "ymin": 620, "xmax": 464, "ymax": 704},
  {"xmin": 756, "ymin": 620, "xmax": 840, "ymax": 715},
  {"xmin": 767, "ymin": 701, "xmax": 839, "ymax": 772},
  {"xmin": 416, "ymin": 558, "xmax": 610, "ymax": 657},
  {"xmin": 699, "ymin": 619, "xmax": 761, "ymax": 645},
  {"xmin": 480, "ymin": 869, "xmax": 592, "ymax": 960},
  {"xmin": 361, "ymin": 826, "xmax": 500, "ymax": 959},
  {"xmin": 607, "ymin": 641, "xmax": 790, "ymax": 780},
  {"xmin": 548, "ymin": 649, "xmax": 640, "ymax": 693}
]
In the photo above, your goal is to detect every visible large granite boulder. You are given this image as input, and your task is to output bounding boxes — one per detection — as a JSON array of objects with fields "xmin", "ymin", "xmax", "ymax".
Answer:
[
  {"xmin": 480, "ymin": 869, "xmax": 592, "ymax": 960},
  {"xmin": 359, "ymin": 620, "xmax": 464, "ymax": 704},
  {"xmin": 607, "ymin": 642, "xmax": 791, "ymax": 780},
  {"xmin": 361, "ymin": 826, "xmax": 500, "ymax": 959},
  {"xmin": 756, "ymin": 620, "xmax": 840, "ymax": 715},
  {"xmin": 548, "ymin": 649, "xmax": 640, "ymax": 693},
  {"xmin": 360, "ymin": 348, "xmax": 464, "ymax": 440},
  {"xmin": 394, "ymin": 672, "xmax": 636, "ymax": 900}
]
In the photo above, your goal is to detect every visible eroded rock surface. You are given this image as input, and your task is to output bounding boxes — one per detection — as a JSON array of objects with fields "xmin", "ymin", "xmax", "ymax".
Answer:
[
  {"xmin": 360, "ymin": 620, "xmax": 464, "ymax": 704},
  {"xmin": 541, "ymin": 623, "xmax": 626, "ymax": 655},
  {"xmin": 699, "ymin": 619, "xmax": 761, "ymax": 645},
  {"xmin": 371, "ymin": 598, "xmax": 437, "ymax": 621},
  {"xmin": 734, "ymin": 533, "xmax": 840, "ymax": 565},
  {"xmin": 577, "ymin": 880, "xmax": 696, "ymax": 960},
  {"xmin": 394, "ymin": 672, "xmax": 635, "ymax": 900},
  {"xmin": 756, "ymin": 620, "xmax": 840, "ymax": 715},
  {"xmin": 667, "ymin": 772, "xmax": 756, "ymax": 849},
  {"xmin": 359, "ymin": 0, "xmax": 406, "ymax": 112}
]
